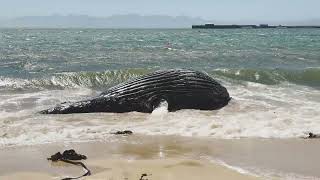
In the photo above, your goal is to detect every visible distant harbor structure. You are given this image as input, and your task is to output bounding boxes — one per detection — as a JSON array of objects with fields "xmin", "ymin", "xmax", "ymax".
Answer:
[{"xmin": 192, "ymin": 23, "xmax": 320, "ymax": 29}]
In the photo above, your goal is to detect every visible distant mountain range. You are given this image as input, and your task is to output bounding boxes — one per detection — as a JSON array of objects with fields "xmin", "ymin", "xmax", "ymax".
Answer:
[
  {"xmin": 0, "ymin": 14, "xmax": 209, "ymax": 28},
  {"xmin": 0, "ymin": 14, "xmax": 319, "ymax": 28}
]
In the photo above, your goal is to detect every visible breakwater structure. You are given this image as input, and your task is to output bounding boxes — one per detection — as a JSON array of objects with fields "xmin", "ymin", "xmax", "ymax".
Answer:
[{"xmin": 192, "ymin": 23, "xmax": 320, "ymax": 29}]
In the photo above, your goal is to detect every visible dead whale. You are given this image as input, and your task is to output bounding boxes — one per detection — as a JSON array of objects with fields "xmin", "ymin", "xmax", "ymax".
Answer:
[{"xmin": 40, "ymin": 69, "xmax": 231, "ymax": 114}]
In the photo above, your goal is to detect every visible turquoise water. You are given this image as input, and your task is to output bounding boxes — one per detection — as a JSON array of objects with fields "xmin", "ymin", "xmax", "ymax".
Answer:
[{"xmin": 0, "ymin": 28, "xmax": 320, "ymax": 89}]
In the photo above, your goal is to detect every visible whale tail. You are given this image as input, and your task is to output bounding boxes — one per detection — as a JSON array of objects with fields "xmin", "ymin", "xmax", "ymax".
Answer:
[
  {"xmin": 39, "ymin": 96, "xmax": 138, "ymax": 114},
  {"xmin": 40, "ymin": 97, "xmax": 115, "ymax": 114},
  {"xmin": 40, "ymin": 100, "xmax": 93, "ymax": 114}
]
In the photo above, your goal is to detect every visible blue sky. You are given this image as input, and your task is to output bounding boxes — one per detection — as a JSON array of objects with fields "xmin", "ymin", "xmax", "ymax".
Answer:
[{"xmin": 1, "ymin": 0, "xmax": 320, "ymax": 21}]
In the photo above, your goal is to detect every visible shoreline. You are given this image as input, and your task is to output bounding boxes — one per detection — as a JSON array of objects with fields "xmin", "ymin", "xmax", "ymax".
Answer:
[
  {"xmin": 1, "ymin": 135, "xmax": 320, "ymax": 179},
  {"xmin": 0, "ymin": 159, "xmax": 260, "ymax": 180},
  {"xmin": 0, "ymin": 137, "xmax": 260, "ymax": 180}
]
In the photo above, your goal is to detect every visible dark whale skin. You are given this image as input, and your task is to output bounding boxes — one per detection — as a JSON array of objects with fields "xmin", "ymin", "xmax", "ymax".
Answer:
[{"xmin": 40, "ymin": 69, "xmax": 231, "ymax": 114}]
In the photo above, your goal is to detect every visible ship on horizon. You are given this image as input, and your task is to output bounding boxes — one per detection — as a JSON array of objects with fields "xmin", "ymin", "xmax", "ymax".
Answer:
[{"xmin": 192, "ymin": 23, "xmax": 320, "ymax": 29}]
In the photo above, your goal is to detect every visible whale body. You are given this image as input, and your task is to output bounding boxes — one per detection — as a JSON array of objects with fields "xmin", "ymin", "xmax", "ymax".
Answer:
[{"xmin": 41, "ymin": 69, "xmax": 231, "ymax": 114}]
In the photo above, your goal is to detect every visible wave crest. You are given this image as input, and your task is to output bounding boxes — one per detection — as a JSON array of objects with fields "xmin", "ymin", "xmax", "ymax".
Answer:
[
  {"xmin": 1, "ymin": 68, "xmax": 319, "ymax": 91},
  {"xmin": 212, "ymin": 68, "xmax": 320, "ymax": 87},
  {"xmin": 0, "ymin": 69, "xmax": 150, "ymax": 91}
]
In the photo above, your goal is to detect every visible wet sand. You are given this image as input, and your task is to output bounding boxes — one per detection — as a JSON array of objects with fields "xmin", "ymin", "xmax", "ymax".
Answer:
[
  {"xmin": 0, "ymin": 135, "xmax": 319, "ymax": 179},
  {"xmin": 0, "ymin": 158, "xmax": 261, "ymax": 180}
]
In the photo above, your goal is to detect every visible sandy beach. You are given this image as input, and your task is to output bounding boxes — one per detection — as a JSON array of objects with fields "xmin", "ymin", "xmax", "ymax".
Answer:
[
  {"xmin": 1, "ymin": 135, "xmax": 320, "ymax": 179},
  {"xmin": 0, "ymin": 136, "xmax": 261, "ymax": 180},
  {"xmin": 0, "ymin": 140, "xmax": 260, "ymax": 180},
  {"xmin": 0, "ymin": 158, "xmax": 261, "ymax": 180}
]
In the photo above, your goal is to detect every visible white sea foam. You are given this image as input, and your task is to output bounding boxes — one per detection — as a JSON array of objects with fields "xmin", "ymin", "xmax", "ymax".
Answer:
[
  {"xmin": 0, "ymin": 77, "xmax": 28, "ymax": 89},
  {"xmin": 0, "ymin": 81, "xmax": 319, "ymax": 147}
]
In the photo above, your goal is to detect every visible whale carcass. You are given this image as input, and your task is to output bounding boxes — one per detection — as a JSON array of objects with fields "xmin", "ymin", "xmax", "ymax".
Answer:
[{"xmin": 41, "ymin": 69, "xmax": 231, "ymax": 114}]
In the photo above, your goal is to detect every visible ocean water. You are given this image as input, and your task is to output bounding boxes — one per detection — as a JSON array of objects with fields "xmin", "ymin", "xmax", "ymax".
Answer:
[{"xmin": 0, "ymin": 28, "xmax": 320, "ymax": 147}]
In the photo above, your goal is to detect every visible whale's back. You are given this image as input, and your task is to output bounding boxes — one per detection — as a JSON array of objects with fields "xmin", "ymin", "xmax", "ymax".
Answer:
[{"xmin": 101, "ymin": 69, "xmax": 230, "ymax": 111}]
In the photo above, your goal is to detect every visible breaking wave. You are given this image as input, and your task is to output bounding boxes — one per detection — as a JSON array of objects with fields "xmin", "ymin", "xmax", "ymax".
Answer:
[
  {"xmin": 0, "ymin": 68, "xmax": 319, "ymax": 91},
  {"xmin": 212, "ymin": 68, "xmax": 320, "ymax": 87},
  {"xmin": 0, "ymin": 69, "xmax": 150, "ymax": 91}
]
